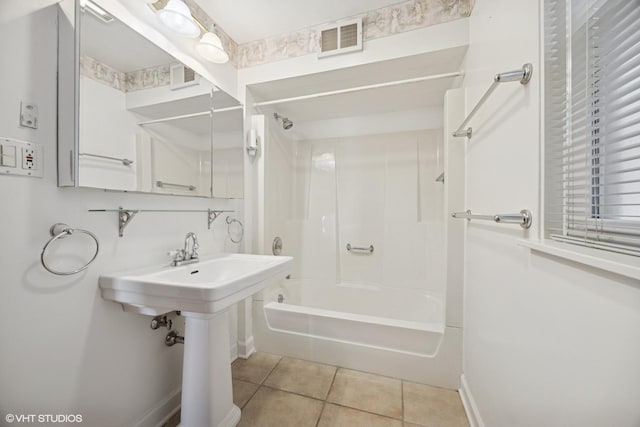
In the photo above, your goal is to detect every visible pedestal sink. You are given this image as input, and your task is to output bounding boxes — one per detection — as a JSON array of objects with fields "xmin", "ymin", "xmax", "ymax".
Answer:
[{"xmin": 99, "ymin": 253, "xmax": 293, "ymax": 427}]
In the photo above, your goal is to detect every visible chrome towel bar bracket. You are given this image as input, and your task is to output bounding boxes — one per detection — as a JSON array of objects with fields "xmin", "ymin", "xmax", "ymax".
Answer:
[
  {"xmin": 41, "ymin": 223, "xmax": 100, "ymax": 275},
  {"xmin": 346, "ymin": 243, "xmax": 374, "ymax": 253},
  {"xmin": 452, "ymin": 209, "xmax": 532, "ymax": 229},
  {"xmin": 453, "ymin": 63, "xmax": 533, "ymax": 139}
]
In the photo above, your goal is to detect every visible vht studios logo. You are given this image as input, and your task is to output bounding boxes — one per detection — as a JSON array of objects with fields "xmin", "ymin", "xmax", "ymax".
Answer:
[{"xmin": 5, "ymin": 414, "xmax": 83, "ymax": 423}]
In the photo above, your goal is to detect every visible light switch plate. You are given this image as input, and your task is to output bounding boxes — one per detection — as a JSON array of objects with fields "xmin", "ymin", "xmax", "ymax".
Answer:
[
  {"xmin": 20, "ymin": 102, "xmax": 38, "ymax": 129},
  {"xmin": 0, "ymin": 144, "xmax": 17, "ymax": 168},
  {"xmin": 0, "ymin": 137, "xmax": 43, "ymax": 178}
]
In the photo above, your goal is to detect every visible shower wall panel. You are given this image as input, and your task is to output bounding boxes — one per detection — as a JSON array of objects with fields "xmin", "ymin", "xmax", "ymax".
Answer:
[{"xmin": 281, "ymin": 129, "xmax": 446, "ymax": 299}]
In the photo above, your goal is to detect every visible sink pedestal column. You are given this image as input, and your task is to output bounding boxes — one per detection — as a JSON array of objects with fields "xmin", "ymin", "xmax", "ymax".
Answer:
[{"xmin": 180, "ymin": 310, "xmax": 241, "ymax": 427}]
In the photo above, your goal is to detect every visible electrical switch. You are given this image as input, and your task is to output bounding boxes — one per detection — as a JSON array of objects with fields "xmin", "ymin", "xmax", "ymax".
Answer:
[
  {"xmin": 0, "ymin": 145, "xmax": 16, "ymax": 168},
  {"xmin": 0, "ymin": 137, "xmax": 42, "ymax": 178}
]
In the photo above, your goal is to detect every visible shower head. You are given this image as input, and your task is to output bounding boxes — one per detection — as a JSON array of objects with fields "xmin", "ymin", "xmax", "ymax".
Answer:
[{"xmin": 274, "ymin": 112, "xmax": 293, "ymax": 130}]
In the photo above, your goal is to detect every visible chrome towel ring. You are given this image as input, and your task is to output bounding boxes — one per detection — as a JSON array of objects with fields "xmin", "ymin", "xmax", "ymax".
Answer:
[
  {"xmin": 226, "ymin": 216, "xmax": 244, "ymax": 244},
  {"xmin": 41, "ymin": 223, "xmax": 100, "ymax": 275}
]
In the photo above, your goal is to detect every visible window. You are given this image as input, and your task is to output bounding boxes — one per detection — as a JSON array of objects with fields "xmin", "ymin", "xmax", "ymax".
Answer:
[{"xmin": 544, "ymin": 0, "xmax": 640, "ymax": 256}]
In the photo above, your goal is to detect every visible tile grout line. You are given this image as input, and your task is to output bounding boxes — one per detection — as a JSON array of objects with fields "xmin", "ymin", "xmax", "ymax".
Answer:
[
  {"xmin": 260, "ymin": 384, "xmax": 327, "ymax": 404},
  {"xmin": 261, "ymin": 355, "xmax": 284, "ymax": 385},
  {"xmin": 328, "ymin": 402, "xmax": 405, "ymax": 423},
  {"xmin": 257, "ymin": 383, "xmax": 404, "ymax": 424},
  {"xmin": 316, "ymin": 368, "xmax": 335, "ymax": 427},
  {"xmin": 240, "ymin": 383, "xmax": 262, "ymax": 410},
  {"xmin": 322, "ymin": 367, "xmax": 404, "ymax": 422},
  {"xmin": 232, "ymin": 353, "xmax": 284, "ymax": 412},
  {"xmin": 314, "ymin": 401, "xmax": 327, "ymax": 427},
  {"xmin": 314, "ymin": 366, "xmax": 340, "ymax": 427},
  {"xmin": 326, "ymin": 367, "xmax": 339, "ymax": 401},
  {"xmin": 327, "ymin": 367, "xmax": 405, "ymax": 421}
]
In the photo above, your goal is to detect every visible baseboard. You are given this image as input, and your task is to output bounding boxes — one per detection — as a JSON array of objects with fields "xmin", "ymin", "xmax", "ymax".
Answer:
[
  {"xmin": 237, "ymin": 336, "xmax": 255, "ymax": 359},
  {"xmin": 132, "ymin": 386, "xmax": 181, "ymax": 427},
  {"xmin": 459, "ymin": 374, "xmax": 484, "ymax": 427}
]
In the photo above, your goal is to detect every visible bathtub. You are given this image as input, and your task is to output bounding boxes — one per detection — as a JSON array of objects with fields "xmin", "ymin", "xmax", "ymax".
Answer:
[{"xmin": 252, "ymin": 279, "xmax": 462, "ymax": 388}]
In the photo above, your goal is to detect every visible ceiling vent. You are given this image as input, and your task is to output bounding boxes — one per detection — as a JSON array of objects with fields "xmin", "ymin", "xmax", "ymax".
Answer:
[
  {"xmin": 170, "ymin": 64, "xmax": 200, "ymax": 90},
  {"xmin": 318, "ymin": 18, "xmax": 363, "ymax": 58}
]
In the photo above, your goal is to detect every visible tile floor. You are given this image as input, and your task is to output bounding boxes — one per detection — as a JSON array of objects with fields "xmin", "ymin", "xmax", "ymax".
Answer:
[{"xmin": 164, "ymin": 352, "xmax": 470, "ymax": 427}]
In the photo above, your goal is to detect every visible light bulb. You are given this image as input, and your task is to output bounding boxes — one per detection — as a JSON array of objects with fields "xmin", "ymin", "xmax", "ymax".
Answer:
[
  {"xmin": 196, "ymin": 31, "xmax": 230, "ymax": 64},
  {"xmin": 157, "ymin": 0, "xmax": 200, "ymax": 38}
]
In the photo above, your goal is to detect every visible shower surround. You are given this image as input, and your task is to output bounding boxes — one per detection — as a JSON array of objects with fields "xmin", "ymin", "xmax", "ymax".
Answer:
[{"xmin": 254, "ymin": 127, "xmax": 462, "ymax": 388}]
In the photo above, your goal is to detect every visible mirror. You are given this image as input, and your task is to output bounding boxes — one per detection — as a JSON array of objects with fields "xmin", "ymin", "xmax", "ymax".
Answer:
[{"xmin": 57, "ymin": 0, "xmax": 244, "ymax": 198}]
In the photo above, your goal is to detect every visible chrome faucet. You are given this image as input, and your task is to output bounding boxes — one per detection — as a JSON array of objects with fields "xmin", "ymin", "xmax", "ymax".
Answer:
[
  {"xmin": 169, "ymin": 232, "xmax": 199, "ymax": 266},
  {"xmin": 184, "ymin": 232, "xmax": 199, "ymax": 260}
]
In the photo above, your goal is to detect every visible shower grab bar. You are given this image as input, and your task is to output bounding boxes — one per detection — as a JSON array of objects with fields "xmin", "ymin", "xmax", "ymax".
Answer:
[
  {"xmin": 346, "ymin": 243, "xmax": 374, "ymax": 253},
  {"xmin": 156, "ymin": 181, "xmax": 196, "ymax": 191},
  {"xmin": 79, "ymin": 153, "xmax": 133, "ymax": 166},
  {"xmin": 453, "ymin": 63, "xmax": 533, "ymax": 139},
  {"xmin": 452, "ymin": 209, "xmax": 532, "ymax": 229}
]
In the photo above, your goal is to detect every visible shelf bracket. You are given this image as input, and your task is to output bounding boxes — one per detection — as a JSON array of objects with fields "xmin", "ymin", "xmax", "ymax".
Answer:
[
  {"xmin": 119, "ymin": 207, "xmax": 139, "ymax": 237},
  {"xmin": 208, "ymin": 209, "xmax": 223, "ymax": 229}
]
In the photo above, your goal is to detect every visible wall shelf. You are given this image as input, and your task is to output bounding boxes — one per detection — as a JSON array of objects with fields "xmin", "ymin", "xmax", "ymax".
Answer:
[{"xmin": 89, "ymin": 207, "xmax": 234, "ymax": 237}]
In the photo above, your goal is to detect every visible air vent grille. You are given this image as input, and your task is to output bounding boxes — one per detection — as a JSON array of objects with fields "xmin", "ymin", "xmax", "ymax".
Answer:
[
  {"xmin": 340, "ymin": 23, "xmax": 358, "ymax": 48},
  {"xmin": 169, "ymin": 64, "xmax": 200, "ymax": 90},
  {"xmin": 184, "ymin": 67, "xmax": 196, "ymax": 83},
  {"xmin": 321, "ymin": 28, "xmax": 339, "ymax": 52},
  {"xmin": 318, "ymin": 18, "xmax": 362, "ymax": 58}
]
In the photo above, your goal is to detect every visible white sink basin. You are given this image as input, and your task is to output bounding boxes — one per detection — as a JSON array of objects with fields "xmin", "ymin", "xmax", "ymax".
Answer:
[
  {"xmin": 99, "ymin": 253, "xmax": 293, "ymax": 315},
  {"xmin": 100, "ymin": 252, "xmax": 293, "ymax": 427}
]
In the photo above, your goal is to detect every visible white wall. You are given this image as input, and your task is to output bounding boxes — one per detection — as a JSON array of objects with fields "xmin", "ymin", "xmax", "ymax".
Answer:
[
  {"xmin": 461, "ymin": 1, "xmax": 640, "ymax": 426},
  {"xmin": 0, "ymin": 7, "xmax": 242, "ymax": 426}
]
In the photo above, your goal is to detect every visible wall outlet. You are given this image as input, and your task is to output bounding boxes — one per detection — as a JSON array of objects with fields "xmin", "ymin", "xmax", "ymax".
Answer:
[{"xmin": 22, "ymin": 148, "xmax": 36, "ymax": 169}]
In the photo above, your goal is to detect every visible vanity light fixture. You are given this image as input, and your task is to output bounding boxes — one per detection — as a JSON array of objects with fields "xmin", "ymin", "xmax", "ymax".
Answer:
[
  {"xmin": 157, "ymin": 0, "xmax": 200, "ymax": 38},
  {"xmin": 196, "ymin": 25, "xmax": 230, "ymax": 64},
  {"xmin": 81, "ymin": 0, "xmax": 114, "ymax": 23}
]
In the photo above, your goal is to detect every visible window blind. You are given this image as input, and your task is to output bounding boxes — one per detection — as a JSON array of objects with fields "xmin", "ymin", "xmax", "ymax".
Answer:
[{"xmin": 544, "ymin": 0, "xmax": 640, "ymax": 256}]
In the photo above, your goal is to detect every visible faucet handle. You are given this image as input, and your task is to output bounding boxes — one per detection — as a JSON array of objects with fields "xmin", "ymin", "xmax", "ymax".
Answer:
[{"xmin": 168, "ymin": 249, "xmax": 185, "ymax": 260}]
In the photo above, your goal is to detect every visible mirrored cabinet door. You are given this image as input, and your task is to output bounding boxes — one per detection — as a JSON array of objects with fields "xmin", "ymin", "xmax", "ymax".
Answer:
[
  {"xmin": 212, "ymin": 91, "xmax": 243, "ymax": 199},
  {"xmin": 57, "ymin": 0, "xmax": 244, "ymax": 199}
]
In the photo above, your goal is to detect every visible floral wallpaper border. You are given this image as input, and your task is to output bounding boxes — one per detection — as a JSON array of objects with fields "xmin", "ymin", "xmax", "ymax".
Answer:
[
  {"xmin": 80, "ymin": 55, "xmax": 171, "ymax": 93},
  {"xmin": 85, "ymin": 0, "xmax": 475, "ymax": 80},
  {"xmin": 235, "ymin": 0, "xmax": 475, "ymax": 68}
]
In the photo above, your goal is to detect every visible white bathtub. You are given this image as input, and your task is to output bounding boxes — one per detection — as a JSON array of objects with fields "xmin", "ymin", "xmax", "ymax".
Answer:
[{"xmin": 253, "ymin": 279, "xmax": 462, "ymax": 388}]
